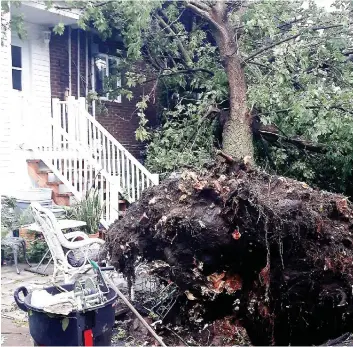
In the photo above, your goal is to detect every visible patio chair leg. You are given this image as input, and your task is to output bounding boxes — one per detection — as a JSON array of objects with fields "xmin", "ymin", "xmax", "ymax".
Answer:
[
  {"xmin": 21, "ymin": 240, "xmax": 31, "ymax": 267},
  {"xmin": 52, "ymin": 268, "xmax": 58, "ymax": 284},
  {"xmin": 33, "ymin": 249, "xmax": 50, "ymax": 271},
  {"xmin": 13, "ymin": 246, "xmax": 20, "ymax": 275},
  {"xmin": 43, "ymin": 255, "xmax": 53, "ymax": 273}
]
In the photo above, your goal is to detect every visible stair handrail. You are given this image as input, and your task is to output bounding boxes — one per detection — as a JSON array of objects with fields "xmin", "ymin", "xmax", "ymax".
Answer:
[
  {"xmin": 35, "ymin": 119, "xmax": 121, "ymax": 227},
  {"xmin": 76, "ymin": 97, "xmax": 158, "ymax": 183}
]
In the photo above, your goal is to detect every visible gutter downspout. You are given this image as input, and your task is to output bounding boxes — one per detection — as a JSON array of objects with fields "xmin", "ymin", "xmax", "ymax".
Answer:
[
  {"xmin": 77, "ymin": 29, "xmax": 80, "ymax": 97},
  {"xmin": 68, "ymin": 26, "xmax": 72, "ymax": 95},
  {"xmin": 85, "ymin": 32, "xmax": 89, "ymax": 102},
  {"xmin": 91, "ymin": 33, "xmax": 96, "ymax": 118}
]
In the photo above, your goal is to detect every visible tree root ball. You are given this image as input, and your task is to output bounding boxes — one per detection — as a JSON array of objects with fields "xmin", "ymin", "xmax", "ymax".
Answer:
[{"xmin": 106, "ymin": 160, "xmax": 353, "ymax": 346}]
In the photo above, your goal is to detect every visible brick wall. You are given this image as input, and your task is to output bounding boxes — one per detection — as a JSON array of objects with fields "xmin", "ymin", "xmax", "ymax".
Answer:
[
  {"xmin": 50, "ymin": 28, "xmax": 70, "ymax": 99},
  {"xmin": 49, "ymin": 27, "xmax": 157, "ymax": 160},
  {"xmin": 96, "ymin": 94, "xmax": 157, "ymax": 159}
]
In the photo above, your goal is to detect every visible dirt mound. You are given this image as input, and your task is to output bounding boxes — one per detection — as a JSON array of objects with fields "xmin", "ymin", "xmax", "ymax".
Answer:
[{"xmin": 106, "ymin": 159, "xmax": 353, "ymax": 345}]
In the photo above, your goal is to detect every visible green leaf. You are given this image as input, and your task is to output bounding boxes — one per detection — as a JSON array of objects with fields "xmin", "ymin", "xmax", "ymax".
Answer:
[
  {"xmin": 53, "ymin": 22, "xmax": 65, "ymax": 35},
  {"xmin": 61, "ymin": 317, "xmax": 69, "ymax": 332}
]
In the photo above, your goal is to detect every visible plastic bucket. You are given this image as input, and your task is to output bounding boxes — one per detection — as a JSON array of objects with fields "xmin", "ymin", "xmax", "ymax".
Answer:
[{"xmin": 14, "ymin": 284, "xmax": 117, "ymax": 346}]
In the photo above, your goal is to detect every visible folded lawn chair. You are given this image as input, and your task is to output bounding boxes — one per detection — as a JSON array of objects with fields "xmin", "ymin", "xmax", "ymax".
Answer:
[{"xmin": 30, "ymin": 202, "xmax": 105, "ymax": 284}]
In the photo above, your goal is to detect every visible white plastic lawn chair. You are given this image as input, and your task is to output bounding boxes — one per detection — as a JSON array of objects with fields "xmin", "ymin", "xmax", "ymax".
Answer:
[{"xmin": 30, "ymin": 202, "xmax": 105, "ymax": 284}]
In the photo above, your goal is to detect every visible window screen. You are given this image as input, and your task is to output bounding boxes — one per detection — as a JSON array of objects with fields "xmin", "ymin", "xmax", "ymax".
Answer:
[
  {"xmin": 94, "ymin": 53, "xmax": 121, "ymax": 101},
  {"xmin": 11, "ymin": 45, "xmax": 22, "ymax": 91}
]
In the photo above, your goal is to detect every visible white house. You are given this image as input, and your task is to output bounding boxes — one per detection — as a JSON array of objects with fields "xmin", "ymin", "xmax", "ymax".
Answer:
[{"xmin": 0, "ymin": 1, "xmax": 158, "ymax": 226}]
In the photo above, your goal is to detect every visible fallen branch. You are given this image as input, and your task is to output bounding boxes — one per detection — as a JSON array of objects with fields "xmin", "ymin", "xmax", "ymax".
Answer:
[
  {"xmin": 216, "ymin": 150, "xmax": 235, "ymax": 163},
  {"xmin": 259, "ymin": 130, "xmax": 328, "ymax": 153}
]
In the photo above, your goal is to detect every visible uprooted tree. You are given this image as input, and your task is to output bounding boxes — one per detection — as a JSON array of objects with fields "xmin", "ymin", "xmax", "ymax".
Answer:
[
  {"xmin": 33, "ymin": 1, "xmax": 353, "ymax": 344},
  {"xmin": 47, "ymin": 0, "xmax": 353, "ymax": 196},
  {"xmin": 106, "ymin": 157, "xmax": 353, "ymax": 345}
]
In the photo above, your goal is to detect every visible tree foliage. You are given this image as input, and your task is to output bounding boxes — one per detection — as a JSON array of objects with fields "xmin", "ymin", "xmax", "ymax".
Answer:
[
  {"xmin": 9, "ymin": 0, "xmax": 353, "ymax": 195},
  {"xmin": 1, "ymin": 1, "xmax": 26, "ymax": 44},
  {"xmin": 73, "ymin": 0, "xmax": 352, "ymax": 194}
]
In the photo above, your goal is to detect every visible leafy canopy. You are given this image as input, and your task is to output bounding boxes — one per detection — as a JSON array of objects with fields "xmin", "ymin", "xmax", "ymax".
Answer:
[
  {"xmin": 7, "ymin": 0, "xmax": 352, "ymax": 194},
  {"xmin": 75, "ymin": 0, "xmax": 352, "ymax": 194}
]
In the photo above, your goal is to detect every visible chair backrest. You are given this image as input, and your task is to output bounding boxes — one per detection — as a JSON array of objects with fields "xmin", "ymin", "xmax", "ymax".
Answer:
[{"xmin": 30, "ymin": 202, "xmax": 68, "ymax": 265}]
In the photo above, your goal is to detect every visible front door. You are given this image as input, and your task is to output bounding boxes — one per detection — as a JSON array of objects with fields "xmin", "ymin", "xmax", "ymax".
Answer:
[
  {"xmin": 10, "ymin": 35, "xmax": 31, "ymax": 147},
  {"xmin": 10, "ymin": 33, "xmax": 52, "ymax": 149}
]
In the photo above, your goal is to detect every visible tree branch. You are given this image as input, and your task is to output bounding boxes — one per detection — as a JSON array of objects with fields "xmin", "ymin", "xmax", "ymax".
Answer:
[
  {"xmin": 188, "ymin": 0, "xmax": 211, "ymax": 13},
  {"xmin": 154, "ymin": 13, "xmax": 192, "ymax": 66},
  {"xmin": 243, "ymin": 33, "xmax": 301, "ymax": 64},
  {"xmin": 185, "ymin": 1, "xmax": 224, "ymax": 33},
  {"xmin": 142, "ymin": 68, "xmax": 215, "ymax": 84},
  {"xmin": 259, "ymin": 130, "xmax": 327, "ymax": 154},
  {"xmin": 243, "ymin": 24, "xmax": 345, "ymax": 64},
  {"xmin": 248, "ymin": 61, "xmax": 271, "ymax": 69},
  {"xmin": 216, "ymin": 150, "xmax": 235, "ymax": 164}
]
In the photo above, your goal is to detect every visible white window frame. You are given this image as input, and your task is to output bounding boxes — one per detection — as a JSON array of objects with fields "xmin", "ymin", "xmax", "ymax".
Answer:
[
  {"xmin": 11, "ymin": 45, "xmax": 23, "ymax": 91},
  {"xmin": 94, "ymin": 53, "xmax": 121, "ymax": 103}
]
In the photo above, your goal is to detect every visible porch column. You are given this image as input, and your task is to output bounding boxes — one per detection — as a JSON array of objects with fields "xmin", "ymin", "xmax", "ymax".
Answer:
[
  {"xmin": 78, "ymin": 97, "xmax": 88, "ymax": 146},
  {"xmin": 67, "ymin": 95, "xmax": 78, "ymax": 146}
]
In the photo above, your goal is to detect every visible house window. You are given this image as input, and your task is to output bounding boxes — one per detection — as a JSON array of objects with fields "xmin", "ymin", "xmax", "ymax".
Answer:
[
  {"xmin": 94, "ymin": 53, "xmax": 121, "ymax": 102},
  {"xmin": 11, "ymin": 45, "xmax": 22, "ymax": 91}
]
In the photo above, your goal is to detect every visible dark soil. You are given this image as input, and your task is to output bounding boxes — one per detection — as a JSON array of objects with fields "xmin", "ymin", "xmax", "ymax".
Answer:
[{"xmin": 106, "ymin": 159, "xmax": 353, "ymax": 346}]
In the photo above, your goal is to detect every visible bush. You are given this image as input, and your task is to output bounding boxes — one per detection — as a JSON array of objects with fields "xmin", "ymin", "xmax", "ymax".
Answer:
[
  {"xmin": 27, "ymin": 237, "xmax": 49, "ymax": 263},
  {"xmin": 68, "ymin": 188, "xmax": 104, "ymax": 234}
]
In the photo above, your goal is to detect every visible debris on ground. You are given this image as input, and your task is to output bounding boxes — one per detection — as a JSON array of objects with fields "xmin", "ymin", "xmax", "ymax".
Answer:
[{"xmin": 106, "ymin": 158, "xmax": 353, "ymax": 345}]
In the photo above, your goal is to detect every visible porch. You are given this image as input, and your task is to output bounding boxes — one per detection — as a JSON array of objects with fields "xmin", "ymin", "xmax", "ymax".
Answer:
[{"xmin": 1, "ymin": 2, "xmax": 158, "ymax": 227}]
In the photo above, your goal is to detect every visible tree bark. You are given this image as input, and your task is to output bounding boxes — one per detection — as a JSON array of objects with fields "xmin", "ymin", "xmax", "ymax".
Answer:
[
  {"xmin": 186, "ymin": 1, "xmax": 254, "ymax": 161},
  {"xmin": 221, "ymin": 53, "xmax": 254, "ymax": 161}
]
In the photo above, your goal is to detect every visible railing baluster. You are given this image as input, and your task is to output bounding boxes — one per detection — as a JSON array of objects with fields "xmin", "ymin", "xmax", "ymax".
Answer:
[
  {"xmin": 107, "ymin": 139, "xmax": 111, "ymax": 176},
  {"xmin": 126, "ymin": 158, "xmax": 130, "ymax": 201},
  {"xmin": 97, "ymin": 129, "xmax": 102, "ymax": 169},
  {"xmin": 112, "ymin": 144, "xmax": 116, "ymax": 178},
  {"xmin": 100, "ymin": 173, "xmax": 104, "ymax": 218},
  {"xmin": 63, "ymin": 154, "xmax": 67, "ymax": 182},
  {"xmin": 102, "ymin": 133, "xmax": 107, "ymax": 171},
  {"xmin": 88, "ymin": 121, "xmax": 93, "ymax": 191},
  {"xmin": 78, "ymin": 157, "xmax": 83, "ymax": 195},
  {"xmin": 136, "ymin": 168, "xmax": 140, "ymax": 200},
  {"xmin": 131, "ymin": 163, "xmax": 135, "ymax": 202},
  {"xmin": 106, "ymin": 180, "xmax": 110, "ymax": 222},
  {"xmin": 52, "ymin": 98, "xmax": 60, "ymax": 150},
  {"xmin": 142, "ymin": 173, "xmax": 145, "ymax": 191},
  {"xmin": 117, "ymin": 147, "xmax": 121, "ymax": 182},
  {"xmin": 121, "ymin": 151, "xmax": 126, "ymax": 190},
  {"xmin": 62, "ymin": 104, "xmax": 67, "ymax": 149},
  {"xmin": 58, "ymin": 155, "xmax": 62, "ymax": 177},
  {"xmin": 68, "ymin": 156, "xmax": 72, "ymax": 189}
]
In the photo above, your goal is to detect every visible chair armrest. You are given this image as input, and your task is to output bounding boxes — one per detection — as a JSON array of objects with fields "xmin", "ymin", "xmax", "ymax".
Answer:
[
  {"xmin": 65, "ymin": 231, "xmax": 89, "ymax": 241},
  {"xmin": 62, "ymin": 237, "xmax": 105, "ymax": 250}
]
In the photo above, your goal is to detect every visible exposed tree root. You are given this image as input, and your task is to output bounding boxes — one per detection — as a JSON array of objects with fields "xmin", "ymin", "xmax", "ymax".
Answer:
[{"xmin": 106, "ymin": 159, "xmax": 353, "ymax": 345}]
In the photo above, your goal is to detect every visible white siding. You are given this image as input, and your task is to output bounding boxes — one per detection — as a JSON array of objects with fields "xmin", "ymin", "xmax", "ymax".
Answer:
[
  {"xmin": 27, "ymin": 23, "xmax": 52, "ymax": 147},
  {"xmin": 0, "ymin": 11, "xmax": 15, "ymax": 195},
  {"xmin": 28, "ymin": 22, "xmax": 51, "ymax": 117},
  {"xmin": 0, "ymin": 19, "xmax": 52, "ymax": 196}
]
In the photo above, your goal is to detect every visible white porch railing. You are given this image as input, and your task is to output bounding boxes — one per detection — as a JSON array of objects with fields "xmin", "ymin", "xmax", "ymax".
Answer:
[
  {"xmin": 36, "ymin": 122, "xmax": 120, "ymax": 228},
  {"xmin": 51, "ymin": 96, "xmax": 159, "ymax": 203},
  {"xmin": 13, "ymin": 94, "xmax": 158, "ymax": 226}
]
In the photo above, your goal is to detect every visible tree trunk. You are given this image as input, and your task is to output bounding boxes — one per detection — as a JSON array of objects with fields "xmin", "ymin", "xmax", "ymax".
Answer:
[
  {"xmin": 214, "ymin": 17, "xmax": 254, "ymax": 162},
  {"xmin": 221, "ymin": 53, "xmax": 254, "ymax": 161},
  {"xmin": 186, "ymin": 1, "xmax": 254, "ymax": 161}
]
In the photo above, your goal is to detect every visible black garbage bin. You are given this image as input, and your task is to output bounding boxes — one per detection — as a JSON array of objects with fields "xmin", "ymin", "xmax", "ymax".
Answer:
[{"xmin": 14, "ymin": 284, "xmax": 117, "ymax": 346}]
